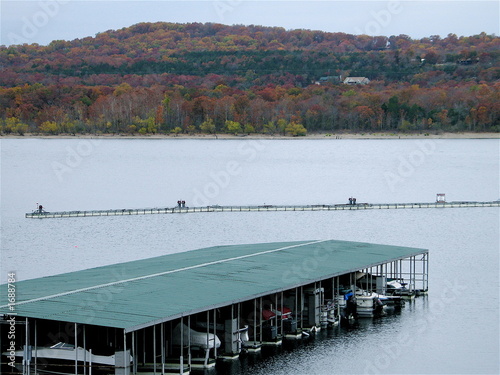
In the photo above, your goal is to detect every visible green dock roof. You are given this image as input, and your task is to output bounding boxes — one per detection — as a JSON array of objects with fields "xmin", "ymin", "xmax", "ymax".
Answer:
[{"xmin": 0, "ymin": 240, "xmax": 427, "ymax": 332}]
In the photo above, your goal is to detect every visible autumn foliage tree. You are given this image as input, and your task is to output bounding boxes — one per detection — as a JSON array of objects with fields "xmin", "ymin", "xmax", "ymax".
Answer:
[{"xmin": 0, "ymin": 23, "xmax": 498, "ymax": 135}]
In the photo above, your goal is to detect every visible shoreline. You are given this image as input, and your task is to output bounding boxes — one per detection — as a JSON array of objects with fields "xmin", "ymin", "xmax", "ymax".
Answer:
[{"xmin": 1, "ymin": 132, "xmax": 498, "ymax": 140}]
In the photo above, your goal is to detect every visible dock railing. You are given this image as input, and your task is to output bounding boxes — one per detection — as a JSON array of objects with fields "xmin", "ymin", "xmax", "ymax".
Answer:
[{"xmin": 25, "ymin": 200, "xmax": 500, "ymax": 219}]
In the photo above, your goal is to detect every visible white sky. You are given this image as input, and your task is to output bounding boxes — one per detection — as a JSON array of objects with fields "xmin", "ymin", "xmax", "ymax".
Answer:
[{"xmin": 1, "ymin": 0, "xmax": 499, "ymax": 46}]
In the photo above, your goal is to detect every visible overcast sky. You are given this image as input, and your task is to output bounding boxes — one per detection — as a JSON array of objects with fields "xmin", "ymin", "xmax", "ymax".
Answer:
[{"xmin": 1, "ymin": 0, "xmax": 499, "ymax": 46}]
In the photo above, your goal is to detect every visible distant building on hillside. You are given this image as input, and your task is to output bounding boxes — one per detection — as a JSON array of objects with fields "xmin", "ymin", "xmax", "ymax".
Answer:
[
  {"xmin": 314, "ymin": 76, "xmax": 341, "ymax": 85},
  {"xmin": 343, "ymin": 77, "xmax": 370, "ymax": 85},
  {"xmin": 456, "ymin": 58, "xmax": 479, "ymax": 65}
]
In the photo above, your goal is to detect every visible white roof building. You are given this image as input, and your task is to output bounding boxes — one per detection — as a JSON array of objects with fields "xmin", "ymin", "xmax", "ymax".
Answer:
[{"xmin": 343, "ymin": 77, "xmax": 370, "ymax": 85}]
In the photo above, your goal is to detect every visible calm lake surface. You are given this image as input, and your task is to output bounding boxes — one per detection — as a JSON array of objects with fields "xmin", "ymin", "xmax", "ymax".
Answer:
[{"xmin": 1, "ymin": 138, "xmax": 499, "ymax": 374}]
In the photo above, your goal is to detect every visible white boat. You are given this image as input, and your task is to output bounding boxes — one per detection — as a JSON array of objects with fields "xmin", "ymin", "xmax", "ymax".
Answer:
[
  {"xmin": 240, "ymin": 326, "xmax": 250, "ymax": 345},
  {"xmin": 196, "ymin": 321, "xmax": 249, "ymax": 352},
  {"xmin": 354, "ymin": 290, "xmax": 384, "ymax": 318},
  {"xmin": 172, "ymin": 323, "xmax": 221, "ymax": 349},
  {"xmin": 386, "ymin": 280, "xmax": 416, "ymax": 298},
  {"xmin": 4, "ymin": 342, "xmax": 131, "ymax": 366}
]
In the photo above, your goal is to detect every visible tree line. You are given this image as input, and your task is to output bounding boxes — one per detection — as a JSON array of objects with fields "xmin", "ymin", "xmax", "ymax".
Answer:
[
  {"xmin": 0, "ymin": 22, "xmax": 498, "ymax": 135},
  {"xmin": 1, "ymin": 80, "xmax": 497, "ymax": 136}
]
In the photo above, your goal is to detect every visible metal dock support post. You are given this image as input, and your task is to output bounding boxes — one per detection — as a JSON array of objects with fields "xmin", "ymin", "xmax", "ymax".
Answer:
[
  {"xmin": 161, "ymin": 323, "xmax": 165, "ymax": 375},
  {"xmin": 213, "ymin": 309, "xmax": 217, "ymax": 360},
  {"xmin": 34, "ymin": 320, "xmax": 37, "ymax": 375},
  {"xmin": 131, "ymin": 331, "xmax": 135, "ymax": 375},
  {"xmin": 124, "ymin": 331, "xmax": 128, "ymax": 375},
  {"xmin": 24, "ymin": 317, "xmax": 29, "ymax": 375},
  {"xmin": 75, "ymin": 323, "xmax": 78, "ymax": 375},
  {"xmin": 83, "ymin": 325, "xmax": 86, "ymax": 375},
  {"xmin": 179, "ymin": 317, "xmax": 183, "ymax": 375},
  {"xmin": 153, "ymin": 325, "xmax": 156, "ymax": 375}
]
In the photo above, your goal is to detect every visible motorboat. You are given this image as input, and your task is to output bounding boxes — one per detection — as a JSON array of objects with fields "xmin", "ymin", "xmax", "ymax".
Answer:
[
  {"xmin": 354, "ymin": 290, "xmax": 384, "ymax": 318},
  {"xmin": 262, "ymin": 306, "xmax": 292, "ymax": 320},
  {"xmin": 3, "ymin": 342, "xmax": 131, "ymax": 368},
  {"xmin": 239, "ymin": 325, "xmax": 250, "ymax": 345},
  {"xmin": 172, "ymin": 323, "xmax": 221, "ymax": 349},
  {"xmin": 386, "ymin": 280, "xmax": 416, "ymax": 298}
]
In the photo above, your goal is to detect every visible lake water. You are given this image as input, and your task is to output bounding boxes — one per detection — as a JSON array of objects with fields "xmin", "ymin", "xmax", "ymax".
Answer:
[{"xmin": 1, "ymin": 138, "xmax": 499, "ymax": 374}]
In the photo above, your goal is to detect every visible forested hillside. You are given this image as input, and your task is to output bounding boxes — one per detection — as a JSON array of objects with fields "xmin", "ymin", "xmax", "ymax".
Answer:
[{"xmin": 0, "ymin": 22, "xmax": 498, "ymax": 135}]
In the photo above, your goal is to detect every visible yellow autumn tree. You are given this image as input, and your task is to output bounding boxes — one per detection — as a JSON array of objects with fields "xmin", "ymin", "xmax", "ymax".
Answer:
[{"xmin": 39, "ymin": 121, "xmax": 59, "ymax": 134}]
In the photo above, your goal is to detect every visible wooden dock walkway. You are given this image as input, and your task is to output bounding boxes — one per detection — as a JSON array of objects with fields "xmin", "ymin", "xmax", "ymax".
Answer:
[{"xmin": 25, "ymin": 201, "xmax": 500, "ymax": 219}]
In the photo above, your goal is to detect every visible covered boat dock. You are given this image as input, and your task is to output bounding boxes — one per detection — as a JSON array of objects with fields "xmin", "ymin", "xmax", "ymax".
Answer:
[{"xmin": 0, "ymin": 240, "xmax": 428, "ymax": 374}]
